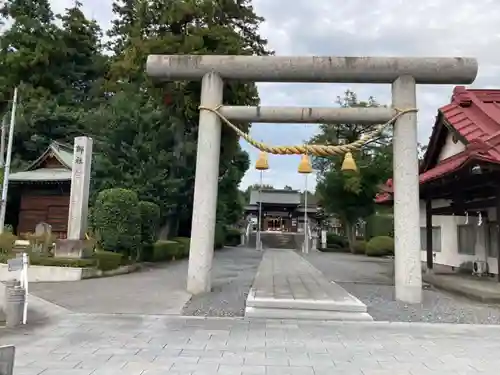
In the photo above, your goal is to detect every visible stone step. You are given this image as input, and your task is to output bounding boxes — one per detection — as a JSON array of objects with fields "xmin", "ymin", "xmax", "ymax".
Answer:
[
  {"xmin": 244, "ymin": 249, "xmax": 373, "ymax": 321},
  {"xmin": 245, "ymin": 306, "xmax": 373, "ymax": 321},
  {"xmin": 246, "ymin": 292, "xmax": 367, "ymax": 312}
]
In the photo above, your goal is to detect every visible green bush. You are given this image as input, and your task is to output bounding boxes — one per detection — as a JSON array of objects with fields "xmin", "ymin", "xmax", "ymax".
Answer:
[
  {"xmin": 225, "ymin": 228, "xmax": 241, "ymax": 246},
  {"xmin": 93, "ymin": 250, "xmax": 123, "ymax": 271},
  {"xmin": 365, "ymin": 236, "xmax": 394, "ymax": 257},
  {"xmin": 138, "ymin": 201, "xmax": 161, "ymax": 261},
  {"xmin": 139, "ymin": 201, "xmax": 160, "ymax": 246},
  {"xmin": 366, "ymin": 214, "xmax": 394, "ymax": 239},
  {"xmin": 93, "ymin": 188, "xmax": 141, "ymax": 257},
  {"xmin": 326, "ymin": 233, "xmax": 348, "ymax": 248},
  {"xmin": 0, "ymin": 232, "xmax": 17, "ymax": 254},
  {"xmin": 152, "ymin": 240, "xmax": 181, "ymax": 262},
  {"xmin": 352, "ymin": 240, "xmax": 367, "ymax": 254},
  {"xmin": 172, "ymin": 237, "xmax": 190, "ymax": 258},
  {"xmin": 214, "ymin": 223, "xmax": 225, "ymax": 250}
]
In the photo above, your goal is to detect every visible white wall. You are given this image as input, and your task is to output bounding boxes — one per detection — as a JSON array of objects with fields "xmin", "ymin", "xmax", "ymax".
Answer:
[
  {"xmin": 419, "ymin": 200, "xmax": 498, "ymax": 274},
  {"xmin": 437, "ymin": 133, "xmax": 466, "ymax": 162}
]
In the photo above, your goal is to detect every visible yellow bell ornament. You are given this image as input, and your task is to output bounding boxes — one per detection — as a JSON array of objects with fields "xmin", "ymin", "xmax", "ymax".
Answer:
[
  {"xmin": 341, "ymin": 152, "xmax": 357, "ymax": 172},
  {"xmin": 255, "ymin": 151, "xmax": 269, "ymax": 170},
  {"xmin": 298, "ymin": 154, "xmax": 312, "ymax": 174}
]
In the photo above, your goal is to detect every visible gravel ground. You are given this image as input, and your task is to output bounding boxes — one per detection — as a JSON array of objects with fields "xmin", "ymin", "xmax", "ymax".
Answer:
[
  {"xmin": 304, "ymin": 251, "xmax": 500, "ymax": 324},
  {"xmin": 182, "ymin": 246, "xmax": 263, "ymax": 317}
]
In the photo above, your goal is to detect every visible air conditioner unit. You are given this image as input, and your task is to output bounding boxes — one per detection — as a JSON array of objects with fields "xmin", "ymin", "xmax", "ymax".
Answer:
[{"xmin": 473, "ymin": 260, "xmax": 489, "ymax": 276}]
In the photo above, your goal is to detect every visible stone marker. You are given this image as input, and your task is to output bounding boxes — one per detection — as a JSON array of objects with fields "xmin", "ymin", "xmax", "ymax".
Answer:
[
  {"xmin": 34, "ymin": 222, "xmax": 51, "ymax": 237},
  {"xmin": 67, "ymin": 136, "xmax": 93, "ymax": 240},
  {"xmin": 56, "ymin": 136, "xmax": 93, "ymax": 259},
  {"xmin": 0, "ymin": 345, "xmax": 15, "ymax": 375}
]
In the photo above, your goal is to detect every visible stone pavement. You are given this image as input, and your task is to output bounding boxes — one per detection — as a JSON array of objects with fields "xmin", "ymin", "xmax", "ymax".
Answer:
[
  {"xmin": 28, "ymin": 261, "xmax": 191, "ymax": 315},
  {"xmin": 246, "ymin": 249, "xmax": 371, "ymax": 320},
  {"xmin": 3, "ymin": 313, "xmax": 500, "ymax": 374}
]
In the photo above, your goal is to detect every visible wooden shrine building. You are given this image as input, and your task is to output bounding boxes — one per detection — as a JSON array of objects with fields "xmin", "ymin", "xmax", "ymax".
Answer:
[
  {"xmin": 7, "ymin": 141, "xmax": 73, "ymax": 239},
  {"xmin": 244, "ymin": 189, "xmax": 321, "ymax": 232}
]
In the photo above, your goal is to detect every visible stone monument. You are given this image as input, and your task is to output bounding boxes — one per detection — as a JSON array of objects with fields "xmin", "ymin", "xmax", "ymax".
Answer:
[{"xmin": 55, "ymin": 136, "xmax": 93, "ymax": 259}]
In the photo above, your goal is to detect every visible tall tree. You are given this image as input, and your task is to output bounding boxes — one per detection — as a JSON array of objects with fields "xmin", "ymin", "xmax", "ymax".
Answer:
[
  {"xmin": 57, "ymin": 1, "xmax": 108, "ymax": 106},
  {"xmin": 105, "ymin": 0, "xmax": 272, "ymax": 235},
  {"xmin": 0, "ymin": 1, "xmax": 106, "ymax": 166},
  {"xmin": 311, "ymin": 90, "xmax": 393, "ymax": 250}
]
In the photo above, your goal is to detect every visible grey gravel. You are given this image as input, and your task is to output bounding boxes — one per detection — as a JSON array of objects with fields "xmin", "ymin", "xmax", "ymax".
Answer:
[
  {"xmin": 182, "ymin": 246, "xmax": 263, "ymax": 317},
  {"xmin": 304, "ymin": 251, "xmax": 500, "ymax": 324}
]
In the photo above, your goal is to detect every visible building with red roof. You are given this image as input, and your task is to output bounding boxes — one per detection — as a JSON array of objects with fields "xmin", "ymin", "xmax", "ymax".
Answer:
[{"xmin": 377, "ymin": 86, "xmax": 500, "ymax": 278}]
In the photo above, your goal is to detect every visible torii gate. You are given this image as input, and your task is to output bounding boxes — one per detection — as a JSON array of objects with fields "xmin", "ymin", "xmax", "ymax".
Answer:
[{"xmin": 146, "ymin": 55, "xmax": 478, "ymax": 304}]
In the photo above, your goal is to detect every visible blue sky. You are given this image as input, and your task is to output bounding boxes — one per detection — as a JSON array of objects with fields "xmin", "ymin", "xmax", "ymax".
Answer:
[{"xmin": 50, "ymin": 0, "xmax": 500, "ymax": 191}]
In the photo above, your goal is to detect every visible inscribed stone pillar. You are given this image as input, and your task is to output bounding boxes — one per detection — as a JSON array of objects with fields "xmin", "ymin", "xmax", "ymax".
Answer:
[{"xmin": 67, "ymin": 136, "xmax": 93, "ymax": 240}]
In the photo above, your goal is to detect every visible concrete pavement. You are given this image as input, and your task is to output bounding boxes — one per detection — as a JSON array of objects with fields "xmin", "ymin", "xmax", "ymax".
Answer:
[{"xmin": 3, "ymin": 313, "xmax": 500, "ymax": 374}]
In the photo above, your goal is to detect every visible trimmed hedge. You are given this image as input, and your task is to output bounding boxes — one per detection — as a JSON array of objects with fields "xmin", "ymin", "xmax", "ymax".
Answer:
[
  {"xmin": 214, "ymin": 223, "xmax": 225, "ymax": 250},
  {"xmin": 93, "ymin": 188, "xmax": 141, "ymax": 257},
  {"xmin": 152, "ymin": 240, "xmax": 182, "ymax": 262},
  {"xmin": 0, "ymin": 250, "xmax": 123, "ymax": 271},
  {"xmin": 139, "ymin": 201, "xmax": 160, "ymax": 247},
  {"xmin": 138, "ymin": 201, "xmax": 160, "ymax": 261},
  {"xmin": 30, "ymin": 256, "xmax": 96, "ymax": 268},
  {"xmin": 326, "ymin": 233, "xmax": 348, "ymax": 248},
  {"xmin": 352, "ymin": 240, "xmax": 367, "ymax": 254},
  {"xmin": 93, "ymin": 250, "xmax": 123, "ymax": 271},
  {"xmin": 225, "ymin": 228, "xmax": 241, "ymax": 246},
  {"xmin": 172, "ymin": 237, "xmax": 190, "ymax": 257},
  {"xmin": 366, "ymin": 214, "xmax": 394, "ymax": 239},
  {"xmin": 366, "ymin": 236, "xmax": 394, "ymax": 257}
]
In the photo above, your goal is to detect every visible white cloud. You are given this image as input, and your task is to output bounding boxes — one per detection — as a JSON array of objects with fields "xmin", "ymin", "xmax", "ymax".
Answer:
[{"xmin": 49, "ymin": 0, "xmax": 500, "ymax": 191}]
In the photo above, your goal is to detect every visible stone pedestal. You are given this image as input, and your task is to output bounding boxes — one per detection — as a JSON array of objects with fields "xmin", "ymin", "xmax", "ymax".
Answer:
[
  {"xmin": 0, "ymin": 345, "xmax": 15, "ymax": 375},
  {"xmin": 5, "ymin": 286, "xmax": 25, "ymax": 328},
  {"xmin": 2, "ymin": 279, "xmax": 20, "ymax": 311},
  {"xmin": 67, "ymin": 136, "xmax": 93, "ymax": 240},
  {"xmin": 54, "ymin": 239, "xmax": 92, "ymax": 259}
]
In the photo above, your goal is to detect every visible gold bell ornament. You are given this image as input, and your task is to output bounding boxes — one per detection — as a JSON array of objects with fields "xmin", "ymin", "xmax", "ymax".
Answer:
[
  {"xmin": 341, "ymin": 152, "xmax": 357, "ymax": 172},
  {"xmin": 298, "ymin": 154, "xmax": 312, "ymax": 174},
  {"xmin": 255, "ymin": 151, "xmax": 269, "ymax": 170}
]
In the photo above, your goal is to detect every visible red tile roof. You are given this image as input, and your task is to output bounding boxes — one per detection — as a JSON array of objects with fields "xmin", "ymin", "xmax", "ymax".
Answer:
[{"xmin": 376, "ymin": 86, "xmax": 500, "ymax": 203}]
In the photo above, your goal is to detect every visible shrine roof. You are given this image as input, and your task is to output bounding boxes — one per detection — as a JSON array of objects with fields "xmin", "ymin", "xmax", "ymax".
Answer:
[
  {"xmin": 9, "ymin": 141, "xmax": 73, "ymax": 183},
  {"xmin": 249, "ymin": 189, "xmax": 301, "ymax": 205},
  {"xmin": 9, "ymin": 168, "xmax": 72, "ymax": 182},
  {"xmin": 376, "ymin": 86, "xmax": 500, "ymax": 203},
  {"xmin": 26, "ymin": 141, "xmax": 74, "ymax": 171}
]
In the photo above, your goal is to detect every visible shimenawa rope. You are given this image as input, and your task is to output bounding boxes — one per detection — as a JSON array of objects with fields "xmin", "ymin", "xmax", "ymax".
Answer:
[{"xmin": 198, "ymin": 105, "xmax": 417, "ymax": 156}]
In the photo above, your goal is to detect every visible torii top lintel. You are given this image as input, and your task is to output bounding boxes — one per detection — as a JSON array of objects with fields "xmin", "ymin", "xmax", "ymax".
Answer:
[{"xmin": 146, "ymin": 55, "xmax": 478, "ymax": 85}]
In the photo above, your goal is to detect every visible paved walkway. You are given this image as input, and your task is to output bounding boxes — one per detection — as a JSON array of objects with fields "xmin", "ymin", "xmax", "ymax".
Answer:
[
  {"xmin": 29, "ymin": 261, "xmax": 191, "ymax": 315},
  {"xmin": 3, "ymin": 313, "xmax": 500, "ymax": 374},
  {"xmin": 246, "ymin": 249, "xmax": 371, "ymax": 320}
]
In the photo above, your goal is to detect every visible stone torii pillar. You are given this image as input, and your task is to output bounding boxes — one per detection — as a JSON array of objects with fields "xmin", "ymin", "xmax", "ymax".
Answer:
[{"xmin": 146, "ymin": 55, "xmax": 478, "ymax": 303}]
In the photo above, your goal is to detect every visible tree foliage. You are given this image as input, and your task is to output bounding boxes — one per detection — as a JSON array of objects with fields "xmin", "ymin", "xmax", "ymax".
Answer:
[
  {"xmin": 311, "ymin": 90, "xmax": 393, "ymax": 249},
  {"xmin": 0, "ymin": 0, "xmax": 270, "ymax": 237}
]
